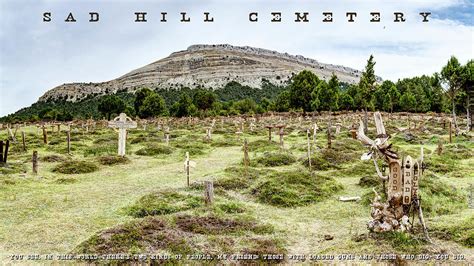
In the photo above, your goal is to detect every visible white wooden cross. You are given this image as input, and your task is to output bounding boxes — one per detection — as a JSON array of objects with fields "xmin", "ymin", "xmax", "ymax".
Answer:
[{"xmin": 108, "ymin": 113, "xmax": 137, "ymax": 156}]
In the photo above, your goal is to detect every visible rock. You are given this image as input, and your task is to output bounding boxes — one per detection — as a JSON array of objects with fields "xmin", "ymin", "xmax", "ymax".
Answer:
[
  {"xmin": 38, "ymin": 44, "xmax": 368, "ymax": 103},
  {"xmin": 324, "ymin": 234, "xmax": 334, "ymax": 240}
]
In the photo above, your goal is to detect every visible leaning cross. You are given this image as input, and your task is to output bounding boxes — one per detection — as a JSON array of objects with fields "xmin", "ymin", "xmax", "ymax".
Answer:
[{"xmin": 108, "ymin": 113, "xmax": 137, "ymax": 156}]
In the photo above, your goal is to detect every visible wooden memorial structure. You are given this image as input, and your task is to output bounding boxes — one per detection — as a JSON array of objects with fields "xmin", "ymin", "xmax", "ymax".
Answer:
[{"xmin": 357, "ymin": 112, "xmax": 430, "ymax": 241}]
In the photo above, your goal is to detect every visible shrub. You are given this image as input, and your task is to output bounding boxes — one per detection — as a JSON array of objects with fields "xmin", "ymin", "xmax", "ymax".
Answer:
[
  {"xmin": 251, "ymin": 171, "xmax": 343, "ymax": 207},
  {"xmin": 98, "ymin": 155, "xmax": 130, "ymax": 165},
  {"xmin": 256, "ymin": 152, "xmax": 296, "ymax": 167},
  {"xmin": 126, "ymin": 191, "xmax": 202, "ymax": 217},
  {"xmin": 136, "ymin": 144, "xmax": 173, "ymax": 156},
  {"xmin": 52, "ymin": 160, "xmax": 99, "ymax": 174}
]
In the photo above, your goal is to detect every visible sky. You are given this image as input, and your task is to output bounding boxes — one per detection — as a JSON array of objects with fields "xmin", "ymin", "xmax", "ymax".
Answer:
[{"xmin": 0, "ymin": 0, "xmax": 473, "ymax": 116}]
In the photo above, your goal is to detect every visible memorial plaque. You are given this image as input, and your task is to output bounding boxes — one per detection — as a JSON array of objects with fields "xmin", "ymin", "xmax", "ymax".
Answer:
[
  {"xmin": 403, "ymin": 156, "xmax": 413, "ymax": 205},
  {"xmin": 389, "ymin": 160, "xmax": 402, "ymax": 198}
]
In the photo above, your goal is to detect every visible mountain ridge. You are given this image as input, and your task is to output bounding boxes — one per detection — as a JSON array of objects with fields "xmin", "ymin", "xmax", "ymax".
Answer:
[{"xmin": 38, "ymin": 44, "xmax": 375, "ymax": 103}]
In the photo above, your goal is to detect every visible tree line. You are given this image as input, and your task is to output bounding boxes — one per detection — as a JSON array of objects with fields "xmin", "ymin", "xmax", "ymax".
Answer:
[{"xmin": 1, "ymin": 55, "xmax": 472, "ymax": 124}]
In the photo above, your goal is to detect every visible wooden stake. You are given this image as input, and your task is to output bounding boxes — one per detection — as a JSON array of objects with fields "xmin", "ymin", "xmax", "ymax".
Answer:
[
  {"xmin": 3, "ymin": 140, "xmax": 9, "ymax": 163},
  {"xmin": 0, "ymin": 141, "xmax": 3, "ymax": 162},
  {"xmin": 67, "ymin": 130, "xmax": 71, "ymax": 155},
  {"xmin": 307, "ymin": 129, "xmax": 312, "ymax": 171},
  {"xmin": 21, "ymin": 131, "xmax": 26, "ymax": 152},
  {"xmin": 42, "ymin": 127, "xmax": 48, "ymax": 144},
  {"xmin": 204, "ymin": 180, "xmax": 214, "ymax": 205},
  {"xmin": 32, "ymin": 150, "xmax": 38, "ymax": 175},
  {"xmin": 243, "ymin": 139, "xmax": 249, "ymax": 177},
  {"xmin": 449, "ymin": 121, "xmax": 452, "ymax": 143}
]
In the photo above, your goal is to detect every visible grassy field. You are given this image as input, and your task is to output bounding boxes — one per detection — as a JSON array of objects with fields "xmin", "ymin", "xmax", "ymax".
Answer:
[{"xmin": 0, "ymin": 114, "xmax": 472, "ymax": 264}]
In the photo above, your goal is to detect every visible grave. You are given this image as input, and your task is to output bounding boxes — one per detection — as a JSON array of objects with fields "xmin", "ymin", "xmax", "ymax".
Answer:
[
  {"xmin": 357, "ymin": 112, "xmax": 429, "ymax": 240},
  {"xmin": 108, "ymin": 113, "xmax": 137, "ymax": 156}
]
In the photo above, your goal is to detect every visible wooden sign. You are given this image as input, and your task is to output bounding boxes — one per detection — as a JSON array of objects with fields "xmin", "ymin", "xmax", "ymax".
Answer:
[
  {"xmin": 412, "ymin": 161, "xmax": 420, "ymax": 198},
  {"xmin": 403, "ymin": 156, "xmax": 413, "ymax": 205},
  {"xmin": 389, "ymin": 160, "xmax": 402, "ymax": 198}
]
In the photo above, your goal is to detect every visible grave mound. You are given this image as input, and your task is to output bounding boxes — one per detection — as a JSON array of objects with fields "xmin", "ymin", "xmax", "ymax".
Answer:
[
  {"xmin": 256, "ymin": 152, "xmax": 296, "ymax": 167},
  {"xmin": 98, "ymin": 155, "xmax": 130, "ymax": 165},
  {"xmin": 135, "ymin": 144, "xmax": 173, "ymax": 156},
  {"xmin": 250, "ymin": 170, "xmax": 343, "ymax": 207},
  {"xmin": 52, "ymin": 160, "xmax": 99, "ymax": 174}
]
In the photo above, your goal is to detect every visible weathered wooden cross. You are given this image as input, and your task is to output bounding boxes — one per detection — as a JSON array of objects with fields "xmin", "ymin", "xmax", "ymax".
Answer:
[{"xmin": 108, "ymin": 113, "xmax": 137, "ymax": 156}]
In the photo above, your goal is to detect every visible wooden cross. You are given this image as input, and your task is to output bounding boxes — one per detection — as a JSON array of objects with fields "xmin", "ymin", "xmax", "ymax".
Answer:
[{"xmin": 108, "ymin": 113, "xmax": 137, "ymax": 156}]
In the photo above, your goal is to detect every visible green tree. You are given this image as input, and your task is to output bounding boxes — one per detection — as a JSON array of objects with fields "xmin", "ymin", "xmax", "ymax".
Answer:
[
  {"xmin": 400, "ymin": 91, "xmax": 416, "ymax": 112},
  {"xmin": 98, "ymin": 95, "xmax": 126, "ymax": 120},
  {"xmin": 138, "ymin": 93, "xmax": 167, "ymax": 118},
  {"xmin": 289, "ymin": 70, "xmax": 320, "ymax": 113},
  {"xmin": 440, "ymin": 56, "xmax": 464, "ymax": 130},
  {"xmin": 339, "ymin": 92, "xmax": 354, "ymax": 111},
  {"xmin": 193, "ymin": 89, "xmax": 217, "ymax": 110},
  {"xmin": 134, "ymin": 88, "xmax": 153, "ymax": 114},
  {"xmin": 312, "ymin": 74, "xmax": 339, "ymax": 111},
  {"xmin": 171, "ymin": 93, "xmax": 196, "ymax": 117},
  {"xmin": 359, "ymin": 55, "xmax": 377, "ymax": 132},
  {"xmin": 272, "ymin": 90, "xmax": 291, "ymax": 112},
  {"xmin": 385, "ymin": 82, "xmax": 401, "ymax": 113}
]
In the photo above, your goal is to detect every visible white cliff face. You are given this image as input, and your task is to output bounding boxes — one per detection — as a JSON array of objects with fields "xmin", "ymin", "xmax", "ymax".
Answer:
[{"xmin": 38, "ymin": 44, "xmax": 374, "ymax": 102}]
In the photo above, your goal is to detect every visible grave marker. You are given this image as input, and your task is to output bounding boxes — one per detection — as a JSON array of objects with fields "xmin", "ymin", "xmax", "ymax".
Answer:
[
  {"xmin": 204, "ymin": 180, "xmax": 214, "ymax": 205},
  {"xmin": 32, "ymin": 150, "xmax": 38, "ymax": 175},
  {"xmin": 307, "ymin": 129, "xmax": 312, "ymax": 171},
  {"xmin": 402, "ymin": 156, "xmax": 413, "ymax": 205},
  {"xmin": 184, "ymin": 152, "xmax": 196, "ymax": 186},
  {"xmin": 108, "ymin": 113, "xmax": 137, "ymax": 156},
  {"xmin": 21, "ymin": 131, "xmax": 26, "ymax": 152}
]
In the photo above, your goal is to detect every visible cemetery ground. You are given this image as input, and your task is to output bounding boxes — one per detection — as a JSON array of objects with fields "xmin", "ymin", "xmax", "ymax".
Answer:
[{"xmin": 0, "ymin": 113, "xmax": 473, "ymax": 264}]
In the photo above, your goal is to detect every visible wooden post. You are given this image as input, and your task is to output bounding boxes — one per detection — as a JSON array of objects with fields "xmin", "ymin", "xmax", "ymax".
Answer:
[
  {"xmin": 278, "ymin": 126, "xmax": 285, "ymax": 148},
  {"xmin": 403, "ymin": 156, "xmax": 413, "ymax": 205},
  {"xmin": 449, "ymin": 121, "xmax": 452, "ymax": 143},
  {"xmin": 204, "ymin": 180, "xmax": 214, "ymax": 205},
  {"xmin": 307, "ymin": 129, "xmax": 312, "ymax": 171},
  {"xmin": 42, "ymin": 126, "xmax": 48, "ymax": 144},
  {"xmin": 3, "ymin": 140, "xmax": 9, "ymax": 163},
  {"xmin": 243, "ymin": 139, "xmax": 249, "ymax": 177},
  {"xmin": 266, "ymin": 126, "xmax": 273, "ymax": 141},
  {"xmin": 327, "ymin": 122, "xmax": 332, "ymax": 149},
  {"xmin": 32, "ymin": 150, "xmax": 38, "ymax": 175},
  {"xmin": 0, "ymin": 141, "xmax": 3, "ymax": 162},
  {"xmin": 185, "ymin": 152, "xmax": 191, "ymax": 187},
  {"xmin": 57, "ymin": 124, "xmax": 61, "ymax": 134},
  {"xmin": 437, "ymin": 140, "xmax": 443, "ymax": 155},
  {"xmin": 21, "ymin": 131, "xmax": 26, "ymax": 152},
  {"xmin": 67, "ymin": 130, "xmax": 71, "ymax": 155}
]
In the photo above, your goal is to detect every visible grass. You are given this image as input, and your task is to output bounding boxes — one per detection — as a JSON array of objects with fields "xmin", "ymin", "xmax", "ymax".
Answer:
[
  {"xmin": 250, "ymin": 170, "xmax": 343, "ymax": 207},
  {"xmin": 125, "ymin": 190, "xmax": 202, "ymax": 217},
  {"xmin": 52, "ymin": 160, "xmax": 99, "ymax": 174},
  {"xmin": 255, "ymin": 152, "xmax": 296, "ymax": 167},
  {"xmin": 98, "ymin": 155, "xmax": 130, "ymax": 165},
  {"xmin": 135, "ymin": 144, "xmax": 173, "ymax": 156},
  {"xmin": 0, "ymin": 116, "xmax": 473, "ymax": 264}
]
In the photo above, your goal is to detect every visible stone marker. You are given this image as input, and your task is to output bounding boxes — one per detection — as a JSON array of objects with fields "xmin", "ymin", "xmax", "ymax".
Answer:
[{"xmin": 108, "ymin": 113, "xmax": 137, "ymax": 156}]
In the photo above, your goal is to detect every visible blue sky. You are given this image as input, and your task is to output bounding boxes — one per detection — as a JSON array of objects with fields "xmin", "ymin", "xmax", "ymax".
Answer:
[{"xmin": 0, "ymin": 0, "xmax": 473, "ymax": 116}]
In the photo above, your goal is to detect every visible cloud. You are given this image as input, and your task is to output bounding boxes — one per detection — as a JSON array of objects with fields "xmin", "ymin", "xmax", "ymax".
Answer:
[{"xmin": 0, "ymin": 0, "xmax": 473, "ymax": 116}]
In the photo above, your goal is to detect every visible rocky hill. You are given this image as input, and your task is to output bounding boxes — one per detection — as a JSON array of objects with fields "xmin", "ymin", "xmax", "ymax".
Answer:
[{"xmin": 38, "ymin": 44, "xmax": 372, "ymax": 103}]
